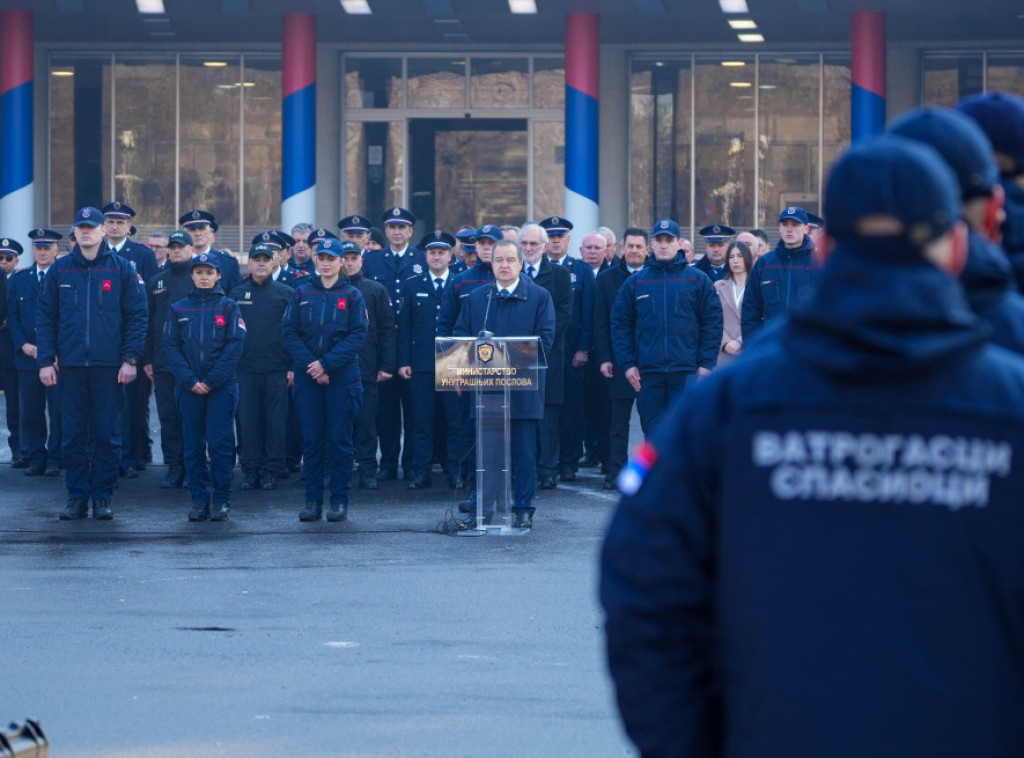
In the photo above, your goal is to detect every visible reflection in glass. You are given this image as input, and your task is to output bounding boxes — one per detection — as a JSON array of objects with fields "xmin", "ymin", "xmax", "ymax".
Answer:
[
  {"xmin": 345, "ymin": 121, "xmax": 405, "ymax": 221},
  {"xmin": 344, "ymin": 57, "xmax": 402, "ymax": 109},
  {"xmin": 112, "ymin": 55, "xmax": 176, "ymax": 229},
  {"xmin": 986, "ymin": 54, "xmax": 1024, "ymax": 99},
  {"xmin": 694, "ymin": 56, "xmax": 754, "ymax": 232},
  {"xmin": 408, "ymin": 58, "xmax": 466, "ymax": 109},
  {"xmin": 923, "ymin": 52, "xmax": 984, "ymax": 106},
  {"xmin": 471, "ymin": 58, "xmax": 529, "ymax": 109},
  {"xmin": 533, "ymin": 58, "xmax": 565, "ymax": 109},
  {"xmin": 179, "ymin": 56, "xmax": 241, "ymax": 248},
  {"xmin": 758, "ymin": 56, "xmax": 820, "ymax": 225},
  {"xmin": 822, "ymin": 55, "xmax": 852, "ymax": 189},
  {"xmin": 534, "ymin": 121, "xmax": 565, "ymax": 220},
  {"xmin": 243, "ymin": 55, "xmax": 283, "ymax": 238},
  {"xmin": 50, "ymin": 59, "xmax": 79, "ymax": 225},
  {"xmin": 435, "ymin": 129, "xmax": 526, "ymax": 228}
]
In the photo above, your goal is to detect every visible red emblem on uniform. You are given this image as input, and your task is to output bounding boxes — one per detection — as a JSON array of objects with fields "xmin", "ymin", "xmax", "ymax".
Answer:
[
  {"xmin": 337, "ymin": 298, "xmax": 347, "ymax": 310},
  {"xmin": 215, "ymin": 315, "xmax": 226, "ymax": 326},
  {"xmin": 102, "ymin": 280, "xmax": 112, "ymax": 291}
]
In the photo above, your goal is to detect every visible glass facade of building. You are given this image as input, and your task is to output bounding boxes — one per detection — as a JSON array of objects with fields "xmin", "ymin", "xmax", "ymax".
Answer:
[
  {"xmin": 922, "ymin": 51, "xmax": 1024, "ymax": 105},
  {"xmin": 630, "ymin": 53, "xmax": 851, "ymax": 250}
]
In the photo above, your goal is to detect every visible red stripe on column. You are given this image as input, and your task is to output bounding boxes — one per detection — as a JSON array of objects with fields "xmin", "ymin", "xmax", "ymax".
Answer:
[
  {"xmin": 0, "ymin": 12, "xmax": 33, "ymax": 94},
  {"xmin": 283, "ymin": 14, "xmax": 316, "ymax": 98},
  {"xmin": 851, "ymin": 11, "xmax": 885, "ymax": 99},
  {"xmin": 566, "ymin": 13, "xmax": 599, "ymax": 101}
]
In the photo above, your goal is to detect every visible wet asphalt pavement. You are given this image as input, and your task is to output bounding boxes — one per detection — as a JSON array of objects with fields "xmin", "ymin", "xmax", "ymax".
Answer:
[{"xmin": 0, "ymin": 414, "xmax": 638, "ymax": 757}]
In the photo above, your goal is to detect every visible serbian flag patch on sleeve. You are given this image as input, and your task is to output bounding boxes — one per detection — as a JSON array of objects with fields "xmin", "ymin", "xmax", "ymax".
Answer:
[{"xmin": 617, "ymin": 440, "xmax": 659, "ymax": 496}]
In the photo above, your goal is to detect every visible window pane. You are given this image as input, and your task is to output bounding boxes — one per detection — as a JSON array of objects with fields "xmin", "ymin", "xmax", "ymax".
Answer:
[
  {"xmin": 629, "ymin": 57, "xmax": 692, "ymax": 230},
  {"xmin": 408, "ymin": 58, "xmax": 466, "ymax": 109},
  {"xmin": 986, "ymin": 53, "xmax": 1024, "ymax": 99},
  {"xmin": 533, "ymin": 121, "xmax": 565, "ymax": 220},
  {"xmin": 822, "ymin": 54, "xmax": 852, "ymax": 194},
  {"xmin": 694, "ymin": 56, "xmax": 754, "ymax": 232},
  {"xmin": 758, "ymin": 55, "xmax": 821, "ymax": 226},
  {"xmin": 923, "ymin": 52, "xmax": 984, "ymax": 106},
  {"xmin": 180, "ymin": 55, "xmax": 241, "ymax": 251},
  {"xmin": 49, "ymin": 58, "xmax": 81, "ymax": 226},
  {"xmin": 243, "ymin": 54, "xmax": 282, "ymax": 239},
  {"xmin": 533, "ymin": 58, "xmax": 565, "ymax": 109},
  {"xmin": 344, "ymin": 57, "xmax": 402, "ymax": 109},
  {"xmin": 111, "ymin": 55, "xmax": 176, "ymax": 235},
  {"xmin": 345, "ymin": 121, "xmax": 405, "ymax": 221},
  {"xmin": 471, "ymin": 58, "xmax": 528, "ymax": 109}
]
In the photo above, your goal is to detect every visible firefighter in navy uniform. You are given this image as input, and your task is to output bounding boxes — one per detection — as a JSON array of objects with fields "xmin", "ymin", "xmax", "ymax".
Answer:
[
  {"xmin": 37, "ymin": 207, "xmax": 148, "ymax": 521},
  {"xmin": 282, "ymin": 237, "xmax": 368, "ymax": 522},
  {"xmin": 363, "ymin": 207, "xmax": 425, "ymax": 481},
  {"xmin": 398, "ymin": 231, "xmax": 464, "ymax": 489},
  {"xmin": 6, "ymin": 228, "xmax": 63, "ymax": 476},
  {"xmin": 164, "ymin": 253, "xmax": 246, "ymax": 522},
  {"xmin": 230, "ymin": 242, "xmax": 294, "ymax": 491},
  {"xmin": 602, "ymin": 136, "xmax": 1024, "ymax": 758},
  {"xmin": 339, "ymin": 239, "xmax": 397, "ymax": 491},
  {"xmin": 539, "ymin": 215, "xmax": 594, "ymax": 482}
]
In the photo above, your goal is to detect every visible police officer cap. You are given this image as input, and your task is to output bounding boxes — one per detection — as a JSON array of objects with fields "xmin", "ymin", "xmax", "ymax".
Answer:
[
  {"xmin": 191, "ymin": 252, "xmax": 221, "ymax": 271},
  {"xmin": 179, "ymin": 209, "xmax": 219, "ymax": 232},
  {"xmin": 168, "ymin": 230, "xmax": 193, "ymax": 247},
  {"xmin": 474, "ymin": 224, "xmax": 503, "ymax": 242},
  {"xmin": 28, "ymin": 227, "xmax": 63, "ymax": 245},
  {"xmin": 888, "ymin": 106, "xmax": 998, "ymax": 200},
  {"xmin": 249, "ymin": 242, "xmax": 275, "ymax": 259},
  {"xmin": 778, "ymin": 207, "xmax": 809, "ymax": 225},
  {"xmin": 0, "ymin": 237, "xmax": 24, "ymax": 256},
  {"xmin": 806, "ymin": 212, "xmax": 825, "ymax": 229},
  {"xmin": 338, "ymin": 240, "xmax": 362, "ymax": 256},
  {"xmin": 102, "ymin": 200, "xmax": 136, "ymax": 219},
  {"xmin": 368, "ymin": 226, "xmax": 385, "ymax": 247},
  {"xmin": 338, "ymin": 214, "xmax": 371, "ymax": 233},
  {"xmin": 382, "ymin": 207, "xmax": 416, "ymax": 226},
  {"xmin": 956, "ymin": 92, "xmax": 1024, "ymax": 178},
  {"xmin": 74, "ymin": 207, "xmax": 104, "ymax": 228},
  {"xmin": 824, "ymin": 135, "xmax": 959, "ymax": 251},
  {"xmin": 316, "ymin": 238, "xmax": 344, "ymax": 257},
  {"xmin": 651, "ymin": 220, "xmax": 682, "ymax": 238},
  {"xmin": 309, "ymin": 227, "xmax": 339, "ymax": 247},
  {"xmin": 698, "ymin": 223, "xmax": 735, "ymax": 241},
  {"xmin": 251, "ymin": 230, "xmax": 295, "ymax": 250},
  {"xmin": 420, "ymin": 230, "xmax": 456, "ymax": 250},
  {"xmin": 538, "ymin": 216, "xmax": 573, "ymax": 234}
]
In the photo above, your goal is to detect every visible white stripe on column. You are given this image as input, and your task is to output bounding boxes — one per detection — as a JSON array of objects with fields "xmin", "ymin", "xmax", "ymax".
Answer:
[{"xmin": 282, "ymin": 186, "xmax": 317, "ymax": 234}]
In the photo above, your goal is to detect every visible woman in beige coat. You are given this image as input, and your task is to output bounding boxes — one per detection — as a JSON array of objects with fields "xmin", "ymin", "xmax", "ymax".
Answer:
[{"xmin": 713, "ymin": 240, "xmax": 754, "ymax": 368}]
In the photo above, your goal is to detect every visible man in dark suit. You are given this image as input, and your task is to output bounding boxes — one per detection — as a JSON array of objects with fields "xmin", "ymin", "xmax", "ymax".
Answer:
[{"xmin": 453, "ymin": 239, "xmax": 555, "ymax": 529}]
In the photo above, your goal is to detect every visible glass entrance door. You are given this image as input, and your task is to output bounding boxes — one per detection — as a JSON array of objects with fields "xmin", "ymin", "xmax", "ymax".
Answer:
[{"xmin": 409, "ymin": 118, "xmax": 528, "ymax": 233}]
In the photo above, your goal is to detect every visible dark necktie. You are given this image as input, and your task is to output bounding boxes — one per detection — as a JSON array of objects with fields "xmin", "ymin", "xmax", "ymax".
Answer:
[
  {"xmin": 434, "ymin": 277, "xmax": 443, "ymax": 294},
  {"xmin": 500, "ymin": 288, "xmax": 510, "ymax": 298},
  {"xmin": 527, "ymin": 265, "xmax": 536, "ymax": 279}
]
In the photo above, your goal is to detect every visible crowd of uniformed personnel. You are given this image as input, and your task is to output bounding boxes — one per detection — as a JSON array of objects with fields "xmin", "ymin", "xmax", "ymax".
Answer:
[{"xmin": 6, "ymin": 93, "xmax": 1024, "ymax": 529}]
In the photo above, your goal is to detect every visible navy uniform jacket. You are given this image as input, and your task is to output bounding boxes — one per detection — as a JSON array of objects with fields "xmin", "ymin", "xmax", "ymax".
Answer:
[
  {"xmin": 611, "ymin": 253, "xmax": 722, "ymax": 375},
  {"xmin": 398, "ymin": 271, "xmax": 449, "ymax": 373},
  {"xmin": 436, "ymin": 262, "xmax": 495, "ymax": 337},
  {"xmin": 528, "ymin": 257, "xmax": 572, "ymax": 404},
  {"xmin": 112, "ymin": 238, "xmax": 159, "ymax": 285},
  {"xmin": 229, "ymin": 277, "xmax": 293, "ymax": 374},
  {"xmin": 36, "ymin": 245, "xmax": 148, "ymax": 369},
  {"xmin": 145, "ymin": 262, "xmax": 194, "ymax": 372},
  {"xmin": 694, "ymin": 255, "xmax": 728, "ymax": 283},
  {"xmin": 6, "ymin": 265, "xmax": 48, "ymax": 372},
  {"xmin": 362, "ymin": 246, "xmax": 427, "ymax": 318},
  {"xmin": 593, "ymin": 257, "xmax": 640, "ymax": 400},
  {"xmin": 452, "ymin": 277, "xmax": 555, "ymax": 420},
  {"xmin": 275, "ymin": 267, "xmax": 311, "ymax": 289},
  {"xmin": 281, "ymin": 275, "xmax": 368, "ymax": 386},
  {"xmin": 163, "ymin": 287, "xmax": 246, "ymax": 389},
  {"xmin": 741, "ymin": 236, "xmax": 819, "ymax": 343},
  {"xmin": 348, "ymin": 272, "xmax": 397, "ymax": 384},
  {"xmin": 448, "ymin": 258, "xmax": 468, "ymax": 276},
  {"xmin": 602, "ymin": 247, "xmax": 1024, "ymax": 758},
  {"xmin": 549, "ymin": 254, "xmax": 595, "ymax": 357},
  {"xmin": 960, "ymin": 228, "xmax": 1024, "ymax": 354}
]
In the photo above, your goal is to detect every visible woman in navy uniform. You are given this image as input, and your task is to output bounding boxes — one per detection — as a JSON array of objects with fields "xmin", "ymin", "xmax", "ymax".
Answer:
[
  {"xmin": 282, "ymin": 237, "xmax": 368, "ymax": 523},
  {"xmin": 163, "ymin": 253, "xmax": 245, "ymax": 522}
]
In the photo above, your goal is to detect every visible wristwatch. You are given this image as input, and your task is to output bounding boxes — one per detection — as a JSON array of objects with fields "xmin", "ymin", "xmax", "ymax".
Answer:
[{"xmin": 123, "ymin": 357, "xmax": 137, "ymax": 366}]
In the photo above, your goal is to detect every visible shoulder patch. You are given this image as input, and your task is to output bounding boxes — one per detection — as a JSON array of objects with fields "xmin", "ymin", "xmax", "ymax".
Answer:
[{"xmin": 618, "ymin": 440, "xmax": 659, "ymax": 496}]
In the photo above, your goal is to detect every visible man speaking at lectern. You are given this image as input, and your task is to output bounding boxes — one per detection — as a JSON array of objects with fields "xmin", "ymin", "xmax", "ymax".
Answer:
[{"xmin": 453, "ymin": 239, "xmax": 555, "ymax": 529}]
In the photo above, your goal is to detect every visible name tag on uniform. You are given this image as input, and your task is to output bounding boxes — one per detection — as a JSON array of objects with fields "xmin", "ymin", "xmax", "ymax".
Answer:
[
  {"xmin": 762, "ymin": 279, "xmax": 775, "ymax": 285},
  {"xmin": 637, "ymin": 293, "xmax": 650, "ymax": 301},
  {"xmin": 177, "ymin": 317, "xmax": 190, "ymax": 323},
  {"xmin": 59, "ymin": 283, "xmax": 72, "ymax": 288},
  {"xmin": 416, "ymin": 292, "xmax": 429, "ymax": 298}
]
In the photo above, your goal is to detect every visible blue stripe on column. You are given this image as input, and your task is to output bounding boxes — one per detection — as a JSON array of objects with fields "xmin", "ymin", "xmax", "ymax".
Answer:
[
  {"xmin": 851, "ymin": 83, "xmax": 885, "ymax": 143},
  {"xmin": 282, "ymin": 82, "xmax": 316, "ymax": 201},
  {"xmin": 565, "ymin": 85, "xmax": 599, "ymax": 203},
  {"xmin": 1, "ymin": 80, "xmax": 33, "ymax": 196}
]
